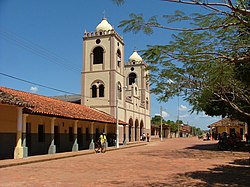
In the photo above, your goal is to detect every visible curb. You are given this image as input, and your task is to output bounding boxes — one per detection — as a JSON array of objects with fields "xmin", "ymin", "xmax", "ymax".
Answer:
[{"xmin": 0, "ymin": 142, "xmax": 148, "ymax": 169}]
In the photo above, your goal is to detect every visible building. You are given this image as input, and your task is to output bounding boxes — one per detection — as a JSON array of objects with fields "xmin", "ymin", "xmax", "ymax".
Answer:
[
  {"xmin": 151, "ymin": 124, "xmax": 171, "ymax": 139},
  {"xmin": 208, "ymin": 118, "xmax": 247, "ymax": 140},
  {"xmin": 179, "ymin": 124, "xmax": 192, "ymax": 138},
  {"xmin": 81, "ymin": 18, "xmax": 151, "ymax": 144},
  {"xmin": 0, "ymin": 86, "xmax": 126, "ymax": 160}
]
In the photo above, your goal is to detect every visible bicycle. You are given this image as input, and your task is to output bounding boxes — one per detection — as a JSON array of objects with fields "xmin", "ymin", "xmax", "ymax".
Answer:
[
  {"xmin": 101, "ymin": 142, "xmax": 106, "ymax": 153},
  {"xmin": 95, "ymin": 141, "xmax": 106, "ymax": 153}
]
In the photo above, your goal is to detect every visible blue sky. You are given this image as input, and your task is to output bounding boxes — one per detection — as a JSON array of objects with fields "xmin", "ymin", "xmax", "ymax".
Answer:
[{"xmin": 0, "ymin": 0, "xmax": 221, "ymax": 130}]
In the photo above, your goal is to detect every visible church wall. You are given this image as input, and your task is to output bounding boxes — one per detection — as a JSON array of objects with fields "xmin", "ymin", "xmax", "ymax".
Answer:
[{"xmin": 84, "ymin": 71, "xmax": 110, "ymax": 106}]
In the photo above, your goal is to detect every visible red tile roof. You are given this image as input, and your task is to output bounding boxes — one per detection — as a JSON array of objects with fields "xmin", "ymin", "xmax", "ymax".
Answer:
[
  {"xmin": 208, "ymin": 118, "xmax": 245, "ymax": 128},
  {"xmin": 0, "ymin": 86, "xmax": 127, "ymax": 125},
  {"xmin": 0, "ymin": 90, "xmax": 33, "ymax": 107}
]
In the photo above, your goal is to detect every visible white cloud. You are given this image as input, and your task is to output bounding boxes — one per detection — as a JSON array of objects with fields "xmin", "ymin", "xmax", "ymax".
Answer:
[
  {"xmin": 179, "ymin": 105, "xmax": 188, "ymax": 111},
  {"xmin": 155, "ymin": 111, "xmax": 170, "ymax": 118},
  {"xmin": 162, "ymin": 111, "xmax": 170, "ymax": 118},
  {"xmin": 180, "ymin": 114, "xmax": 189, "ymax": 118},
  {"xmin": 30, "ymin": 86, "xmax": 38, "ymax": 93}
]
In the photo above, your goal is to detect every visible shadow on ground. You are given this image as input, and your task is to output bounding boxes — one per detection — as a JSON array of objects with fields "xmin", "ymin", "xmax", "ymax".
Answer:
[
  {"xmin": 185, "ymin": 143, "xmax": 219, "ymax": 151},
  {"xmin": 146, "ymin": 159, "xmax": 250, "ymax": 187},
  {"xmin": 178, "ymin": 163, "xmax": 250, "ymax": 187},
  {"xmin": 186, "ymin": 142, "xmax": 250, "ymax": 152},
  {"xmin": 230, "ymin": 158, "xmax": 250, "ymax": 166}
]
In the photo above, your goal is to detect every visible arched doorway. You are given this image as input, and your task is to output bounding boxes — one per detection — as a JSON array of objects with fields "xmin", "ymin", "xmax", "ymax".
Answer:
[
  {"xmin": 140, "ymin": 120, "xmax": 144, "ymax": 141},
  {"xmin": 128, "ymin": 118, "xmax": 133, "ymax": 142},
  {"xmin": 135, "ymin": 119, "xmax": 139, "ymax": 141}
]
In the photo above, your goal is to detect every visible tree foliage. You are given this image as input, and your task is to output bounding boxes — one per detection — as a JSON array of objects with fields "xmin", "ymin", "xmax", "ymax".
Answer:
[{"xmin": 115, "ymin": 0, "xmax": 250, "ymax": 121}]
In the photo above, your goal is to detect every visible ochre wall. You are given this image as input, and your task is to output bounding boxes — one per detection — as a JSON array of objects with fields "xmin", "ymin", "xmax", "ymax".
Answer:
[{"xmin": 0, "ymin": 104, "xmax": 18, "ymax": 132}]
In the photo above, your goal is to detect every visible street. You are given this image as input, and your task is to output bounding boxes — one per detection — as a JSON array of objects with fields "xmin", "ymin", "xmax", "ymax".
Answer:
[{"xmin": 0, "ymin": 137, "xmax": 249, "ymax": 186}]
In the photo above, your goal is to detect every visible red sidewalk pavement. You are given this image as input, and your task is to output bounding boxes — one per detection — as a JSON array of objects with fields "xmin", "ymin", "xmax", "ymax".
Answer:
[
  {"xmin": 0, "ymin": 141, "xmax": 147, "ymax": 169},
  {"xmin": 0, "ymin": 137, "xmax": 249, "ymax": 186}
]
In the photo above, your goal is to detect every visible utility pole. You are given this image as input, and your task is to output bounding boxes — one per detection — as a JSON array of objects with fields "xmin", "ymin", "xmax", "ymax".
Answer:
[
  {"xmin": 116, "ymin": 83, "xmax": 119, "ymax": 148},
  {"xmin": 160, "ymin": 106, "xmax": 163, "ymax": 141},
  {"xmin": 177, "ymin": 94, "xmax": 180, "ymax": 138}
]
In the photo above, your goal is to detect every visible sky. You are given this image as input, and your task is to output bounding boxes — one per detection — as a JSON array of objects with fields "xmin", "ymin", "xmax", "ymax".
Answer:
[{"xmin": 0, "ymin": 0, "xmax": 221, "ymax": 130}]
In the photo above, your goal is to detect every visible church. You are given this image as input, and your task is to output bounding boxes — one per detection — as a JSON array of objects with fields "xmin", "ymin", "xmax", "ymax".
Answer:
[
  {"xmin": 0, "ymin": 18, "xmax": 151, "ymax": 160},
  {"xmin": 81, "ymin": 18, "xmax": 151, "ymax": 144}
]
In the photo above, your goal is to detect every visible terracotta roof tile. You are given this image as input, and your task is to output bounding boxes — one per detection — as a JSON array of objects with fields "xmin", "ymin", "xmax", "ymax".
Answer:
[
  {"xmin": 0, "ymin": 91, "xmax": 33, "ymax": 107},
  {"xmin": 208, "ymin": 118, "xmax": 245, "ymax": 127},
  {"xmin": 0, "ymin": 86, "xmax": 127, "ymax": 125}
]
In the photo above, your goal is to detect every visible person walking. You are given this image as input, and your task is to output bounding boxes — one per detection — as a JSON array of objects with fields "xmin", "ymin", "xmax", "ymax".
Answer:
[
  {"xmin": 146, "ymin": 133, "xmax": 150, "ymax": 142},
  {"xmin": 99, "ymin": 132, "xmax": 107, "ymax": 153}
]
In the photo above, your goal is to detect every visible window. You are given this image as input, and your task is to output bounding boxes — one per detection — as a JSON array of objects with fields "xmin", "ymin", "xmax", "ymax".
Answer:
[
  {"xmin": 99, "ymin": 84, "xmax": 104, "ymax": 97},
  {"xmin": 146, "ymin": 98, "xmax": 149, "ymax": 110},
  {"xmin": 117, "ymin": 49, "xmax": 121, "ymax": 67},
  {"xmin": 128, "ymin": 73, "xmax": 137, "ymax": 85},
  {"xmin": 96, "ymin": 39, "xmax": 101, "ymax": 44},
  {"xmin": 91, "ymin": 81, "xmax": 105, "ymax": 98},
  {"xmin": 38, "ymin": 125, "xmax": 45, "ymax": 142},
  {"xmin": 92, "ymin": 85, "xmax": 97, "ymax": 98},
  {"xmin": 93, "ymin": 47, "xmax": 104, "ymax": 64},
  {"xmin": 69, "ymin": 127, "xmax": 74, "ymax": 142}
]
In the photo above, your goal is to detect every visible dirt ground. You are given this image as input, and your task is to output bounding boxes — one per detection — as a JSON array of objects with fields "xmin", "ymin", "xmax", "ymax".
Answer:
[{"xmin": 0, "ymin": 137, "xmax": 249, "ymax": 187}]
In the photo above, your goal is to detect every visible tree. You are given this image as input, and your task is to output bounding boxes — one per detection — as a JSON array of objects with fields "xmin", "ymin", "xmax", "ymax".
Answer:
[
  {"xmin": 166, "ymin": 120, "xmax": 178, "ymax": 132},
  {"xmin": 151, "ymin": 115, "xmax": 166, "ymax": 126},
  {"xmin": 114, "ymin": 0, "xmax": 250, "ymax": 122}
]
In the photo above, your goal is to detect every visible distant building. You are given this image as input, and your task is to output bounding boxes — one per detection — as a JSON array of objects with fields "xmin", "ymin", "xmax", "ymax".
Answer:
[
  {"xmin": 179, "ymin": 124, "xmax": 192, "ymax": 137},
  {"xmin": 151, "ymin": 124, "xmax": 170, "ymax": 138},
  {"xmin": 208, "ymin": 118, "xmax": 247, "ymax": 140}
]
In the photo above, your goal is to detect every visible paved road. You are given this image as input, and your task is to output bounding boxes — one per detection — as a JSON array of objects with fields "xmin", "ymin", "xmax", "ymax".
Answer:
[{"xmin": 0, "ymin": 137, "xmax": 249, "ymax": 187}]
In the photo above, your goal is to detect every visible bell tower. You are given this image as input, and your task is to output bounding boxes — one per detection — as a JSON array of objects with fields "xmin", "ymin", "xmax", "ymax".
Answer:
[{"xmin": 81, "ymin": 18, "xmax": 125, "ymax": 116}]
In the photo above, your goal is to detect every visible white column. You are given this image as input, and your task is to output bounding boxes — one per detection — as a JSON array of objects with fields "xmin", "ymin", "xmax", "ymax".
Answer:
[
  {"xmin": 22, "ymin": 114, "xmax": 28, "ymax": 157},
  {"xmin": 89, "ymin": 122, "xmax": 95, "ymax": 150},
  {"xmin": 48, "ymin": 118, "xmax": 56, "ymax": 154},
  {"xmin": 72, "ymin": 120, "xmax": 79, "ymax": 152},
  {"xmin": 14, "ymin": 107, "xmax": 24, "ymax": 159},
  {"xmin": 104, "ymin": 123, "xmax": 108, "ymax": 147}
]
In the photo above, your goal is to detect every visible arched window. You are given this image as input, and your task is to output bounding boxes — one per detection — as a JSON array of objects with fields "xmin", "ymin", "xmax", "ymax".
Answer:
[
  {"xmin": 92, "ymin": 85, "xmax": 97, "ymax": 98},
  {"xmin": 93, "ymin": 47, "xmax": 103, "ymax": 64},
  {"xmin": 99, "ymin": 84, "xmax": 104, "ymax": 97},
  {"xmin": 117, "ymin": 82, "xmax": 122, "ymax": 100},
  {"xmin": 117, "ymin": 49, "xmax": 121, "ymax": 67},
  {"xmin": 128, "ymin": 73, "xmax": 137, "ymax": 85}
]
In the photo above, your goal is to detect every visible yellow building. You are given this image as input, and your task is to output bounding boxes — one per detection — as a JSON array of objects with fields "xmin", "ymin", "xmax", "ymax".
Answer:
[
  {"xmin": 208, "ymin": 118, "xmax": 247, "ymax": 140},
  {"xmin": 0, "ymin": 86, "xmax": 126, "ymax": 160}
]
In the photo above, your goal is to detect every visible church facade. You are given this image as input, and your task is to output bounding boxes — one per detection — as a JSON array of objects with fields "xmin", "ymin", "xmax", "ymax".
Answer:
[{"xmin": 81, "ymin": 18, "xmax": 151, "ymax": 144}]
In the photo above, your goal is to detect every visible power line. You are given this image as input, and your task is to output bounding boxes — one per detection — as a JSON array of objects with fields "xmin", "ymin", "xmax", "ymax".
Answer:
[
  {"xmin": 0, "ymin": 72, "xmax": 78, "ymax": 95},
  {"xmin": 0, "ymin": 72, "xmax": 110, "ymax": 101},
  {"xmin": 0, "ymin": 28, "xmax": 82, "ymax": 73}
]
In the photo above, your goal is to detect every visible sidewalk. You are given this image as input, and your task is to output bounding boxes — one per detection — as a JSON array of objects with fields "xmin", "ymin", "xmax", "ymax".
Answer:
[{"xmin": 0, "ymin": 141, "xmax": 148, "ymax": 169}]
